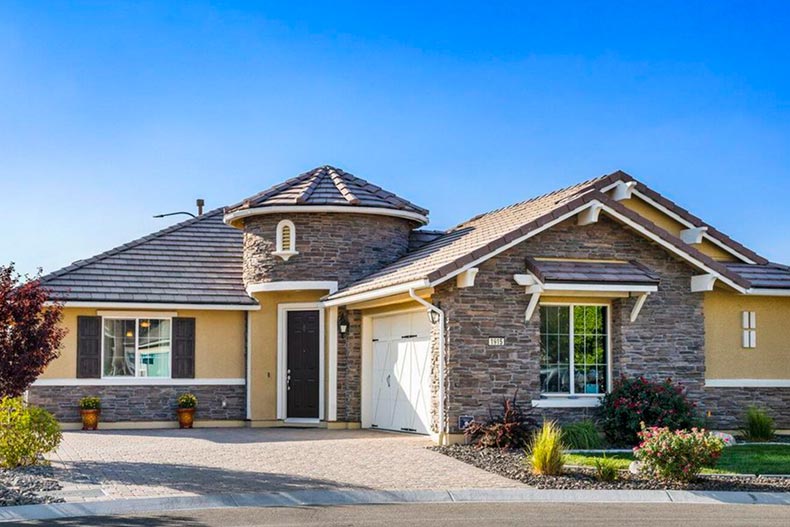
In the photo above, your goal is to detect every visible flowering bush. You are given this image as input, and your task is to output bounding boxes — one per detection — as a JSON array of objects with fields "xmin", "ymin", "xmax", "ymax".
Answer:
[
  {"xmin": 0, "ymin": 397, "xmax": 62, "ymax": 468},
  {"xmin": 465, "ymin": 391, "xmax": 537, "ymax": 449},
  {"xmin": 634, "ymin": 425, "xmax": 724, "ymax": 482},
  {"xmin": 79, "ymin": 396, "xmax": 100, "ymax": 410},
  {"xmin": 599, "ymin": 376, "xmax": 700, "ymax": 446}
]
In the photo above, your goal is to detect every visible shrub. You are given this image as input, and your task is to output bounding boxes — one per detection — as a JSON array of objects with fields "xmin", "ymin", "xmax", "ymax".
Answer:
[
  {"xmin": 593, "ymin": 455, "xmax": 619, "ymax": 482},
  {"xmin": 0, "ymin": 397, "xmax": 62, "ymax": 468},
  {"xmin": 177, "ymin": 393, "xmax": 198, "ymax": 409},
  {"xmin": 634, "ymin": 425, "xmax": 725, "ymax": 482},
  {"xmin": 79, "ymin": 396, "xmax": 100, "ymax": 410},
  {"xmin": 741, "ymin": 406, "xmax": 775, "ymax": 442},
  {"xmin": 465, "ymin": 391, "xmax": 537, "ymax": 449},
  {"xmin": 600, "ymin": 376, "xmax": 700, "ymax": 446},
  {"xmin": 562, "ymin": 419, "xmax": 603, "ymax": 450},
  {"xmin": 528, "ymin": 420, "xmax": 565, "ymax": 476}
]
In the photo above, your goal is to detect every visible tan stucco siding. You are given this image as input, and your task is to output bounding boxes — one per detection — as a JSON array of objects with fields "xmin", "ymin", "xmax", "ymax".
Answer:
[
  {"xmin": 247, "ymin": 290, "xmax": 326, "ymax": 421},
  {"xmin": 620, "ymin": 196, "xmax": 736, "ymax": 261},
  {"xmin": 705, "ymin": 292, "xmax": 790, "ymax": 379},
  {"xmin": 40, "ymin": 308, "xmax": 246, "ymax": 380}
]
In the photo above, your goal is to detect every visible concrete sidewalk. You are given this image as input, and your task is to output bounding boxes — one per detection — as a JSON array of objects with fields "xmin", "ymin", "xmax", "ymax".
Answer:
[{"xmin": 2, "ymin": 487, "xmax": 790, "ymax": 523}]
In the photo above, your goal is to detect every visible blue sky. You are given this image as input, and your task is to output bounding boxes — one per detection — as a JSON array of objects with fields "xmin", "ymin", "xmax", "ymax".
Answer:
[{"xmin": 1, "ymin": 1, "xmax": 788, "ymax": 276}]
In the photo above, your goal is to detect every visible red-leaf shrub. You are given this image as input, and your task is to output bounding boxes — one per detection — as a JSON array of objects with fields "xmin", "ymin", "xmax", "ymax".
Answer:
[
  {"xmin": 0, "ymin": 264, "xmax": 66, "ymax": 398},
  {"xmin": 464, "ymin": 391, "xmax": 538, "ymax": 449},
  {"xmin": 634, "ymin": 425, "xmax": 725, "ymax": 482},
  {"xmin": 599, "ymin": 376, "xmax": 700, "ymax": 446}
]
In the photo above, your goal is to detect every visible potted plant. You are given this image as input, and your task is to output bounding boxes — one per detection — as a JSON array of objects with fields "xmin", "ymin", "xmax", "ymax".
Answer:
[
  {"xmin": 79, "ymin": 396, "xmax": 101, "ymax": 430},
  {"xmin": 176, "ymin": 393, "xmax": 197, "ymax": 429}
]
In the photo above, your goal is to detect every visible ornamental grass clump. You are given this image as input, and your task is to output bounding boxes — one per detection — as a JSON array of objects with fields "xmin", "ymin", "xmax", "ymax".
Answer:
[
  {"xmin": 741, "ymin": 406, "xmax": 775, "ymax": 442},
  {"xmin": 633, "ymin": 425, "xmax": 725, "ymax": 482},
  {"xmin": 528, "ymin": 420, "xmax": 565, "ymax": 476},
  {"xmin": 561, "ymin": 419, "xmax": 603, "ymax": 450},
  {"xmin": 0, "ymin": 397, "xmax": 62, "ymax": 468},
  {"xmin": 593, "ymin": 455, "xmax": 620, "ymax": 482},
  {"xmin": 600, "ymin": 376, "xmax": 700, "ymax": 446}
]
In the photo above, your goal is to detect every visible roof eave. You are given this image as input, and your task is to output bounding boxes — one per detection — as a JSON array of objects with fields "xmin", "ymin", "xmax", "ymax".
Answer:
[{"xmin": 223, "ymin": 205, "xmax": 429, "ymax": 228}]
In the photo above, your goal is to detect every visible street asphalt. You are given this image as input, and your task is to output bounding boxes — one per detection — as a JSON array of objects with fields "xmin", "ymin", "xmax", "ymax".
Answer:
[{"xmin": 11, "ymin": 502, "xmax": 790, "ymax": 527}]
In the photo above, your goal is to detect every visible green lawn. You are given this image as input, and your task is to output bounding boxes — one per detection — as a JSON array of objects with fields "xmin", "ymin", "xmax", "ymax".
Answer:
[{"xmin": 565, "ymin": 444, "xmax": 790, "ymax": 475}]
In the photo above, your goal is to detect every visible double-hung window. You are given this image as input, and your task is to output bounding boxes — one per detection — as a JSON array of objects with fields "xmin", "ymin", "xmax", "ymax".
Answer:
[
  {"xmin": 539, "ymin": 305, "xmax": 609, "ymax": 396},
  {"xmin": 103, "ymin": 318, "xmax": 172, "ymax": 378}
]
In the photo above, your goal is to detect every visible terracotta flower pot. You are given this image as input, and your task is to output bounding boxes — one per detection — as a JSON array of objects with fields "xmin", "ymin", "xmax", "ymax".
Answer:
[
  {"xmin": 80, "ymin": 409, "xmax": 100, "ymax": 431},
  {"xmin": 177, "ymin": 407, "xmax": 195, "ymax": 429}
]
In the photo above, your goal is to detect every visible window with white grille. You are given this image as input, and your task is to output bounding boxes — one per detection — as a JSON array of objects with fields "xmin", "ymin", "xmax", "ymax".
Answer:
[{"xmin": 742, "ymin": 311, "xmax": 756, "ymax": 349}]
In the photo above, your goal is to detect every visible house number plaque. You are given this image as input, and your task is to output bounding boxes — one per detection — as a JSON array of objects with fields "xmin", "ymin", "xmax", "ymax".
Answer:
[{"xmin": 488, "ymin": 337, "xmax": 505, "ymax": 346}]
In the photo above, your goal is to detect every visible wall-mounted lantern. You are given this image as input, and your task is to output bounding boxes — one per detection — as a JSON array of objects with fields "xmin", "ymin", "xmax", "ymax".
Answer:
[
  {"xmin": 338, "ymin": 312, "xmax": 349, "ymax": 335},
  {"xmin": 427, "ymin": 303, "xmax": 442, "ymax": 325}
]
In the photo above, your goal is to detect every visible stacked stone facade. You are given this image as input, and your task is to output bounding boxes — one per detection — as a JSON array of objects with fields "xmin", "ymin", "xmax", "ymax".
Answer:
[
  {"xmin": 28, "ymin": 384, "xmax": 246, "ymax": 422},
  {"xmin": 242, "ymin": 213, "xmax": 416, "ymax": 289},
  {"xmin": 336, "ymin": 308, "xmax": 362, "ymax": 422},
  {"xmin": 434, "ymin": 215, "xmax": 710, "ymax": 433}
]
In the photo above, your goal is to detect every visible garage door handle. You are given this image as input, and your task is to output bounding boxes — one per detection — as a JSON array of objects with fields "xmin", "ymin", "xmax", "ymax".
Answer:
[{"xmin": 386, "ymin": 374, "xmax": 391, "ymax": 387}]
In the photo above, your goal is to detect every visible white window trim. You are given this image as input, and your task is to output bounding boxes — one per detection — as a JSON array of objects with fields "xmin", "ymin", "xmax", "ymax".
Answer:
[
  {"xmin": 532, "ymin": 302, "xmax": 612, "ymax": 408},
  {"xmin": 276, "ymin": 303, "xmax": 325, "ymax": 421},
  {"xmin": 274, "ymin": 220, "xmax": 299, "ymax": 261},
  {"xmin": 742, "ymin": 311, "xmax": 757, "ymax": 349},
  {"xmin": 101, "ymin": 315, "xmax": 173, "ymax": 380}
]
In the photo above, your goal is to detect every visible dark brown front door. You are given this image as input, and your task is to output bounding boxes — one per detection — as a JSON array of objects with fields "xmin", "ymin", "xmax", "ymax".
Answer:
[{"xmin": 286, "ymin": 310, "xmax": 320, "ymax": 419}]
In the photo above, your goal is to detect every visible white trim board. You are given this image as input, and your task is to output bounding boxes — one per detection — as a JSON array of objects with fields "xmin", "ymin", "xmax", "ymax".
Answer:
[
  {"xmin": 50, "ymin": 301, "xmax": 260, "ymax": 311},
  {"xmin": 32, "ymin": 378, "xmax": 246, "ymax": 386},
  {"xmin": 705, "ymin": 379, "xmax": 790, "ymax": 388},
  {"xmin": 323, "ymin": 279, "xmax": 430, "ymax": 307},
  {"xmin": 276, "ymin": 303, "xmax": 325, "ymax": 421},
  {"xmin": 224, "ymin": 205, "xmax": 429, "ymax": 227},
  {"xmin": 247, "ymin": 281, "xmax": 338, "ymax": 295},
  {"xmin": 531, "ymin": 397, "xmax": 602, "ymax": 408}
]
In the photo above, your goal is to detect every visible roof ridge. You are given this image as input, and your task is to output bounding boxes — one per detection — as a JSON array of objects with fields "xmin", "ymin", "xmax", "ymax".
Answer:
[
  {"xmin": 226, "ymin": 169, "xmax": 317, "ymax": 211},
  {"xmin": 41, "ymin": 207, "xmax": 227, "ymax": 283},
  {"xmin": 454, "ymin": 172, "xmax": 614, "ymax": 228},
  {"xmin": 328, "ymin": 167, "xmax": 361, "ymax": 205}
]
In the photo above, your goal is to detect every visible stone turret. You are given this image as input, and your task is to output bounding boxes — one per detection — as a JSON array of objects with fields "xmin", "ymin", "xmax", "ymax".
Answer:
[{"xmin": 223, "ymin": 165, "xmax": 429, "ymax": 289}]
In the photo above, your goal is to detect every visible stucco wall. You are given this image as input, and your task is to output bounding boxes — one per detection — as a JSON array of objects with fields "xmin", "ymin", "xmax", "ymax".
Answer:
[
  {"xmin": 39, "ymin": 308, "xmax": 247, "ymax": 380},
  {"xmin": 704, "ymin": 292, "xmax": 790, "ymax": 380},
  {"xmin": 619, "ymin": 196, "xmax": 735, "ymax": 261}
]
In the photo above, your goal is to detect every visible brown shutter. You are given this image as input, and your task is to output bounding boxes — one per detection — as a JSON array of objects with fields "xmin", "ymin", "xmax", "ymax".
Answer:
[
  {"xmin": 172, "ymin": 317, "xmax": 196, "ymax": 379},
  {"xmin": 76, "ymin": 316, "xmax": 102, "ymax": 378}
]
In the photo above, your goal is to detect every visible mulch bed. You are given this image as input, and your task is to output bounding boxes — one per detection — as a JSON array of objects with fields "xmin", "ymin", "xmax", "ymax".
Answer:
[
  {"xmin": 0, "ymin": 465, "xmax": 64, "ymax": 507},
  {"xmin": 432, "ymin": 445, "xmax": 790, "ymax": 492}
]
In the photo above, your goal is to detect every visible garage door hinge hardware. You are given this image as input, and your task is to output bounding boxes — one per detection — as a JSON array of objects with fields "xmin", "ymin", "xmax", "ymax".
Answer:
[
  {"xmin": 400, "ymin": 428, "xmax": 417, "ymax": 432},
  {"xmin": 372, "ymin": 338, "xmax": 379, "ymax": 342},
  {"xmin": 401, "ymin": 334, "xmax": 418, "ymax": 339}
]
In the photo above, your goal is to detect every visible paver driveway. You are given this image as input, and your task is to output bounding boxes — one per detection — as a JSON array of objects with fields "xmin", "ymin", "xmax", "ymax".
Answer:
[{"xmin": 48, "ymin": 428, "xmax": 517, "ymax": 501}]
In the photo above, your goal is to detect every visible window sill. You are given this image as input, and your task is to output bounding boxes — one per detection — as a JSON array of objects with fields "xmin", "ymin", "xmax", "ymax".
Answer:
[
  {"xmin": 531, "ymin": 396, "xmax": 602, "ymax": 408},
  {"xmin": 32, "ymin": 378, "xmax": 246, "ymax": 386},
  {"xmin": 273, "ymin": 250, "xmax": 299, "ymax": 262}
]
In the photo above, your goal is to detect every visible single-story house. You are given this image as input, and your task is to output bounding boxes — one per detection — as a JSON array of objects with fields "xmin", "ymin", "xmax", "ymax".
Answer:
[{"xmin": 31, "ymin": 165, "xmax": 790, "ymax": 441}]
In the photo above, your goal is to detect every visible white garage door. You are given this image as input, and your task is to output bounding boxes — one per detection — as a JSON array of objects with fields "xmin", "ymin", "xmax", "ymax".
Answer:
[{"xmin": 370, "ymin": 312, "xmax": 432, "ymax": 435}]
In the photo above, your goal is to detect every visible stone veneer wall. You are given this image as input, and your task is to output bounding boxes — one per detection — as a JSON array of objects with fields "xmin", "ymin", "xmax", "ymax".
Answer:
[
  {"xmin": 28, "ymin": 384, "xmax": 245, "ymax": 422},
  {"xmin": 336, "ymin": 308, "xmax": 362, "ymax": 422},
  {"xmin": 433, "ymin": 215, "xmax": 708, "ymax": 433},
  {"xmin": 701, "ymin": 388, "xmax": 790, "ymax": 429},
  {"xmin": 242, "ymin": 213, "xmax": 416, "ymax": 289}
]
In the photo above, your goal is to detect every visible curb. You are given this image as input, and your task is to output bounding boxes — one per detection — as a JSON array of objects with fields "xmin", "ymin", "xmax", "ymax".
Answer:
[{"xmin": 1, "ymin": 487, "xmax": 790, "ymax": 523}]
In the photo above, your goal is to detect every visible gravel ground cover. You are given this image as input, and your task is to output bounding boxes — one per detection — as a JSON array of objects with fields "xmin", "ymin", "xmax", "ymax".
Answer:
[
  {"xmin": 0, "ymin": 465, "xmax": 64, "ymax": 506},
  {"xmin": 433, "ymin": 445, "xmax": 790, "ymax": 492}
]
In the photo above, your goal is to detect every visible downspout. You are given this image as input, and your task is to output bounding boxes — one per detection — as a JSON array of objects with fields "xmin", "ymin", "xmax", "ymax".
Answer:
[{"xmin": 408, "ymin": 289, "xmax": 446, "ymax": 445}]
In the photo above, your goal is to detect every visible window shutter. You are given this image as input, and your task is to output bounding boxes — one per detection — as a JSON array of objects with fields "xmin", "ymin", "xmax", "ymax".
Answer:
[
  {"xmin": 76, "ymin": 316, "xmax": 102, "ymax": 378},
  {"xmin": 172, "ymin": 317, "xmax": 196, "ymax": 378}
]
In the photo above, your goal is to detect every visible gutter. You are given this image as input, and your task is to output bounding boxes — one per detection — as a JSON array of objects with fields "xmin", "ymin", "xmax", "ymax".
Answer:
[{"xmin": 408, "ymin": 288, "xmax": 447, "ymax": 445}]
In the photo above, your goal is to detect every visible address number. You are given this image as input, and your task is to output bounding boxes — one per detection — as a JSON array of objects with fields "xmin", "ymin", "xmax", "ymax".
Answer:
[{"xmin": 488, "ymin": 337, "xmax": 505, "ymax": 346}]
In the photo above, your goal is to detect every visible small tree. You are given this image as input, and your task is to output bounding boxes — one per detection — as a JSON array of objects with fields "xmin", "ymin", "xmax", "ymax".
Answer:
[{"xmin": 0, "ymin": 264, "xmax": 66, "ymax": 398}]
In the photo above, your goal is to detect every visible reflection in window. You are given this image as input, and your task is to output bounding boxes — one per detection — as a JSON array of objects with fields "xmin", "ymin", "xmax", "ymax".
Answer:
[
  {"xmin": 540, "ymin": 305, "xmax": 608, "ymax": 395},
  {"xmin": 103, "ymin": 318, "xmax": 171, "ymax": 378}
]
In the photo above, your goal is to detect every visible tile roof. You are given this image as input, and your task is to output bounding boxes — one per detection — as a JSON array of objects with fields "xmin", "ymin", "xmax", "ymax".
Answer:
[
  {"xmin": 225, "ymin": 165, "xmax": 429, "ymax": 217},
  {"xmin": 327, "ymin": 171, "xmax": 753, "ymax": 300},
  {"xmin": 525, "ymin": 258, "xmax": 660, "ymax": 286},
  {"xmin": 41, "ymin": 209, "xmax": 256, "ymax": 306},
  {"xmin": 725, "ymin": 263, "xmax": 790, "ymax": 289}
]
